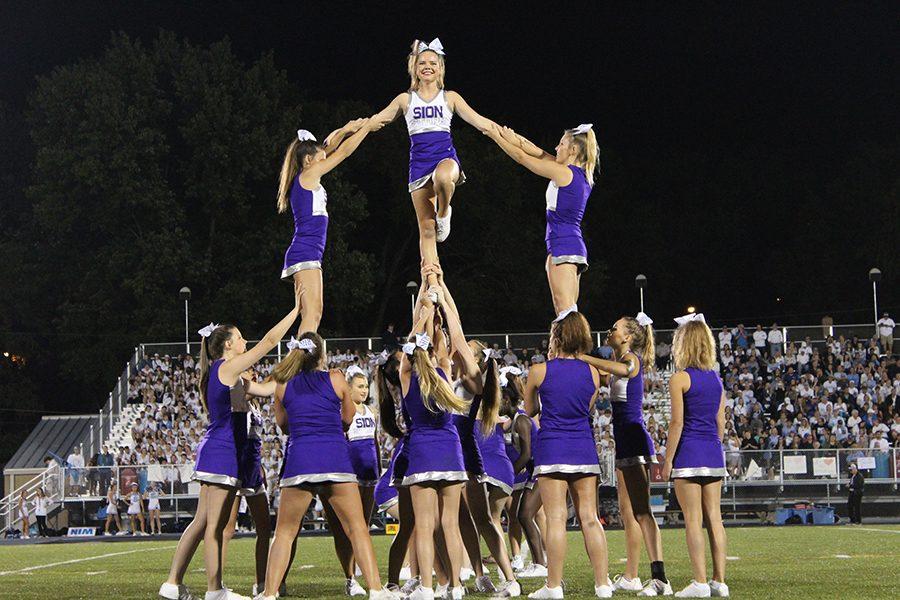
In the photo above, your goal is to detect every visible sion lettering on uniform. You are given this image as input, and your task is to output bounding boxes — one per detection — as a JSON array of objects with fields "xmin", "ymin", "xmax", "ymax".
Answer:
[
  {"xmin": 412, "ymin": 106, "xmax": 444, "ymax": 120},
  {"xmin": 355, "ymin": 416, "xmax": 376, "ymax": 429}
]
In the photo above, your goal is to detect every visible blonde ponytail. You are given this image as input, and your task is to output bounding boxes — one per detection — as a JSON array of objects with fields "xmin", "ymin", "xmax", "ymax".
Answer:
[
  {"xmin": 621, "ymin": 316, "xmax": 655, "ymax": 372},
  {"xmin": 199, "ymin": 337, "xmax": 210, "ymax": 414},
  {"xmin": 568, "ymin": 127, "xmax": 599, "ymax": 186},
  {"xmin": 412, "ymin": 348, "xmax": 469, "ymax": 414}
]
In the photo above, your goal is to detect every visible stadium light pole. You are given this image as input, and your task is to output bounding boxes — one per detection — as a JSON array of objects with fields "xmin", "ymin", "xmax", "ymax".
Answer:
[
  {"xmin": 180, "ymin": 287, "xmax": 191, "ymax": 354},
  {"xmin": 406, "ymin": 281, "xmax": 418, "ymax": 323},
  {"xmin": 635, "ymin": 274, "xmax": 647, "ymax": 313},
  {"xmin": 869, "ymin": 268, "xmax": 881, "ymax": 333}
]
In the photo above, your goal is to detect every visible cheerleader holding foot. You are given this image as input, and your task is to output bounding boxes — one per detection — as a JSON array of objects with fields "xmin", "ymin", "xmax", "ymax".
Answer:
[
  {"xmin": 500, "ymin": 373, "xmax": 547, "ymax": 578},
  {"xmin": 484, "ymin": 124, "xmax": 598, "ymax": 320},
  {"xmin": 278, "ymin": 117, "xmax": 379, "ymax": 334},
  {"xmin": 159, "ymin": 293, "xmax": 301, "ymax": 600},
  {"xmin": 260, "ymin": 332, "xmax": 392, "ymax": 600},
  {"xmin": 370, "ymin": 39, "xmax": 497, "ymax": 286},
  {"xmin": 663, "ymin": 315, "xmax": 729, "ymax": 599},
  {"xmin": 399, "ymin": 271, "xmax": 473, "ymax": 600},
  {"xmin": 524, "ymin": 312, "xmax": 613, "ymax": 599},
  {"xmin": 376, "ymin": 351, "xmax": 421, "ymax": 593},
  {"xmin": 578, "ymin": 314, "xmax": 671, "ymax": 596}
]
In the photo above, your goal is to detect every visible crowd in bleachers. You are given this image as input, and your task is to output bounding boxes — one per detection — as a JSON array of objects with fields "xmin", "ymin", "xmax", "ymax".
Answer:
[{"xmin": 79, "ymin": 325, "xmax": 898, "ymax": 498}]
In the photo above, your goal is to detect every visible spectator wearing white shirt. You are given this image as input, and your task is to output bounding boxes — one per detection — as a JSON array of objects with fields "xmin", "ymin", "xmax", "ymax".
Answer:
[
  {"xmin": 718, "ymin": 328, "xmax": 732, "ymax": 350},
  {"xmin": 767, "ymin": 323, "xmax": 784, "ymax": 357},
  {"xmin": 877, "ymin": 312, "xmax": 894, "ymax": 354},
  {"xmin": 66, "ymin": 446, "xmax": 85, "ymax": 495},
  {"xmin": 752, "ymin": 325, "xmax": 768, "ymax": 354}
]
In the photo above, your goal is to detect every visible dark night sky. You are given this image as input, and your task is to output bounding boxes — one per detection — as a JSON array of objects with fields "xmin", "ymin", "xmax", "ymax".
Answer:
[{"xmin": 2, "ymin": 1, "xmax": 898, "ymax": 329}]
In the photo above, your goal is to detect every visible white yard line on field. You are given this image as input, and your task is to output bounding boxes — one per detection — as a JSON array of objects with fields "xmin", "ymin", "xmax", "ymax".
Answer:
[
  {"xmin": 0, "ymin": 544, "xmax": 176, "ymax": 576},
  {"xmin": 835, "ymin": 527, "xmax": 900, "ymax": 534}
]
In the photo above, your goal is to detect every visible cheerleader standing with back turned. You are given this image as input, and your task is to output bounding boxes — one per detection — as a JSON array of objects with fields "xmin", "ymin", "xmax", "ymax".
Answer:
[
  {"xmin": 524, "ymin": 311, "xmax": 613, "ymax": 599},
  {"xmin": 663, "ymin": 314, "xmax": 729, "ymax": 599}
]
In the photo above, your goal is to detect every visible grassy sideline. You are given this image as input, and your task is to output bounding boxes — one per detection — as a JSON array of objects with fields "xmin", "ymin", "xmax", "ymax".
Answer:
[{"xmin": 1, "ymin": 525, "xmax": 898, "ymax": 599}]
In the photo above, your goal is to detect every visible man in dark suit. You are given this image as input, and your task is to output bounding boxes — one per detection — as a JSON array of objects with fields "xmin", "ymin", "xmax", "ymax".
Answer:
[{"xmin": 847, "ymin": 463, "xmax": 864, "ymax": 524}]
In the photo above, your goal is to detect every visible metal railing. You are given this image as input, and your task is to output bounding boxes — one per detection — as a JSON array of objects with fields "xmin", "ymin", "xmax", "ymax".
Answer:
[{"xmin": 1, "ymin": 463, "xmax": 62, "ymax": 531}]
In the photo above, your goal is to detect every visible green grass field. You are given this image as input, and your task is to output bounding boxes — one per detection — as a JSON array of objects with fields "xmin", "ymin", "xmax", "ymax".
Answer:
[{"xmin": 2, "ymin": 526, "xmax": 898, "ymax": 599}]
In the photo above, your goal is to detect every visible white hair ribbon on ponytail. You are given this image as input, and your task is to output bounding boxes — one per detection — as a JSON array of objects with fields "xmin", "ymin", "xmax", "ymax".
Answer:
[
  {"xmin": 346, "ymin": 365, "xmax": 367, "ymax": 380},
  {"xmin": 287, "ymin": 337, "xmax": 317, "ymax": 352},
  {"xmin": 674, "ymin": 313, "xmax": 706, "ymax": 326},
  {"xmin": 297, "ymin": 129, "xmax": 317, "ymax": 142},
  {"xmin": 198, "ymin": 323, "xmax": 219, "ymax": 338},
  {"xmin": 403, "ymin": 333, "xmax": 431, "ymax": 356},
  {"xmin": 499, "ymin": 366, "xmax": 523, "ymax": 387},
  {"xmin": 372, "ymin": 349, "xmax": 391, "ymax": 367},
  {"xmin": 570, "ymin": 123, "xmax": 593, "ymax": 136},
  {"xmin": 416, "ymin": 38, "xmax": 445, "ymax": 55},
  {"xmin": 636, "ymin": 312, "xmax": 654, "ymax": 327},
  {"xmin": 402, "ymin": 342, "xmax": 416, "ymax": 355},
  {"xmin": 482, "ymin": 348, "xmax": 492, "ymax": 361}
]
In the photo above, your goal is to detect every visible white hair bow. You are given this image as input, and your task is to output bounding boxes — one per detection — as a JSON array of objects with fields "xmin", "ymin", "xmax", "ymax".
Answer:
[
  {"xmin": 499, "ymin": 366, "xmax": 522, "ymax": 387},
  {"xmin": 297, "ymin": 129, "xmax": 317, "ymax": 142},
  {"xmin": 346, "ymin": 365, "xmax": 367, "ymax": 380},
  {"xmin": 636, "ymin": 312, "xmax": 654, "ymax": 327},
  {"xmin": 197, "ymin": 323, "xmax": 219, "ymax": 338},
  {"xmin": 403, "ymin": 332, "xmax": 432, "ymax": 355},
  {"xmin": 674, "ymin": 313, "xmax": 706, "ymax": 326},
  {"xmin": 372, "ymin": 349, "xmax": 391, "ymax": 366},
  {"xmin": 570, "ymin": 123, "xmax": 593, "ymax": 136},
  {"xmin": 482, "ymin": 348, "xmax": 493, "ymax": 361},
  {"xmin": 417, "ymin": 38, "xmax": 445, "ymax": 55},
  {"xmin": 287, "ymin": 337, "xmax": 316, "ymax": 352}
]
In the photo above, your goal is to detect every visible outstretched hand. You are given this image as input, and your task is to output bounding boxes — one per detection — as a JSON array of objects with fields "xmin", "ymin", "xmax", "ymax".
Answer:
[
  {"xmin": 498, "ymin": 126, "xmax": 519, "ymax": 143},
  {"xmin": 346, "ymin": 118, "xmax": 368, "ymax": 132}
]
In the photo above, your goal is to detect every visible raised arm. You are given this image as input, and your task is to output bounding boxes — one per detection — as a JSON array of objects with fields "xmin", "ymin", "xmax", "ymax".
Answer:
[
  {"xmin": 577, "ymin": 352, "xmax": 639, "ymax": 378},
  {"xmin": 485, "ymin": 125, "xmax": 572, "ymax": 184},
  {"xmin": 524, "ymin": 362, "xmax": 546, "ymax": 417},
  {"xmin": 219, "ymin": 291, "xmax": 301, "ymax": 384},
  {"xmin": 508, "ymin": 129, "xmax": 554, "ymax": 160},
  {"xmin": 446, "ymin": 90, "xmax": 496, "ymax": 132},
  {"xmin": 369, "ymin": 93, "xmax": 408, "ymax": 129},
  {"xmin": 400, "ymin": 301, "xmax": 436, "ymax": 378},
  {"xmin": 322, "ymin": 118, "xmax": 367, "ymax": 150},
  {"xmin": 331, "ymin": 370, "xmax": 356, "ymax": 427},
  {"xmin": 662, "ymin": 370, "xmax": 688, "ymax": 480},
  {"xmin": 304, "ymin": 118, "xmax": 377, "ymax": 180}
]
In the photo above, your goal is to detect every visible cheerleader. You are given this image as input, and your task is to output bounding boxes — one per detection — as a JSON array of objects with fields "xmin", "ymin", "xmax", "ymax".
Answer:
[
  {"xmin": 524, "ymin": 311, "xmax": 613, "ymax": 599},
  {"xmin": 399, "ymin": 274, "xmax": 474, "ymax": 600},
  {"xmin": 370, "ymin": 39, "xmax": 497, "ymax": 284},
  {"xmin": 239, "ymin": 399, "xmax": 276, "ymax": 598},
  {"xmin": 376, "ymin": 351, "xmax": 421, "ymax": 592},
  {"xmin": 278, "ymin": 117, "xmax": 378, "ymax": 334},
  {"xmin": 259, "ymin": 332, "xmax": 392, "ymax": 600},
  {"xmin": 104, "ymin": 482, "xmax": 124, "ymax": 535},
  {"xmin": 318, "ymin": 366, "xmax": 382, "ymax": 596},
  {"xmin": 484, "ymin": 124, "xmax": 598, "ymax": 319},
  {"xmin": 662, "ymin": 314, "xmax": 729, "ymax": 599},
  {"xmin": 147, "ymin": 483, "xmax": 163, "ymax": 535},
  {"xmin": 501, "ymin": 372, "xmax": 547, "ymax": 577},
  {"xmin": 578, "ymin": 314, "xmax": 671, "ymax": 595},
  {"xmin": 159, "ymin": 293, "xmax": 300, "ymax": 600},
  {"xmin": 127, "ymin": 483, "xmax": 147, "ymax": 535},
  {"xmin": 16, "ymin": 490, "xmax": 29, "ymax": 539}
]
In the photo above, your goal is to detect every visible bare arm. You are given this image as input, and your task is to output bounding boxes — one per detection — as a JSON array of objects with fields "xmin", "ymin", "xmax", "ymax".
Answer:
[
  {"xmin": 512, "ymin": 416, "xmax": 532, "ymax": 473},
  {"xmin": 331, "ymin": 370, "xmax": 356, "ymax": 427},
  {"xmin": 244, "ymin": 377, "xmax": 276, "ymax": 398},
  {"xmin": 322, "ymin": 118, "xmax": 367, "ymax": 149},
  {"xmin": 509, "ymin": 129, "xmax": 554, "ymax": 160},
  {"xmin": 485, "ymin": 125, "xmax": 572, "ymax": 183},
  {"xmin": 662, "ymin": 370, "xmax": 689, "ymax": 480},
  {"xmin": 577, "ymin": 353, "xmax": 638, "ymax": 378},
  {"xmin": 717, "ymin": 391, "xmax": 726, "ymax": 440},
  {"xmin": 446, "ymin": 90, "xmax": 496, "ymax": 132},
  {"xmin": 219, "ymin": 293, "xmax": 301, "ymax": 385},
  {"xmin": 303, "ymin": 119, "xmax": 376, "ymax": 180},
  {"xmin": 369, "ymin": 93, "xmax": 407, "ymax": 129},
  {"xmin": 274, "ymin": 384, "xmax": 288, "ymax": 433},
  {"xmin": 400, "ymin": 302, "xmax": 435, "ymax": 381},
  {"xmin": 524, "ymin": 362, "xmax": 546, "ymax": 417}
]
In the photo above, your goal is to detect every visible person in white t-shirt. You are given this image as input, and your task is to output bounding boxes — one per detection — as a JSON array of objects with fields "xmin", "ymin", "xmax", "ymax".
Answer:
[
  {"xmin": 767, "ymin": 324, "xmax": 784, "ymax": 357},
  {"xmin": 752, "ymin": 325, "xmax": 768, "ymax": 354},
  {"xmin": 33, "ymin": 488, "xmax": 50, "ymax": 537},
  {"xmin": 876, "ymin": 313, "xmax": 894, "ymax": 354},
  {"xmin": 718, "ymin": 328, "xmax": 732, "ymax": 350}
]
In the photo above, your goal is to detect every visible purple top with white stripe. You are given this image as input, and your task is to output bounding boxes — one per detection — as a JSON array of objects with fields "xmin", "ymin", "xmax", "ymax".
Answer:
[{"xmin": 545, "ymin": 165, "xmax": 590, "ymax": 253}]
